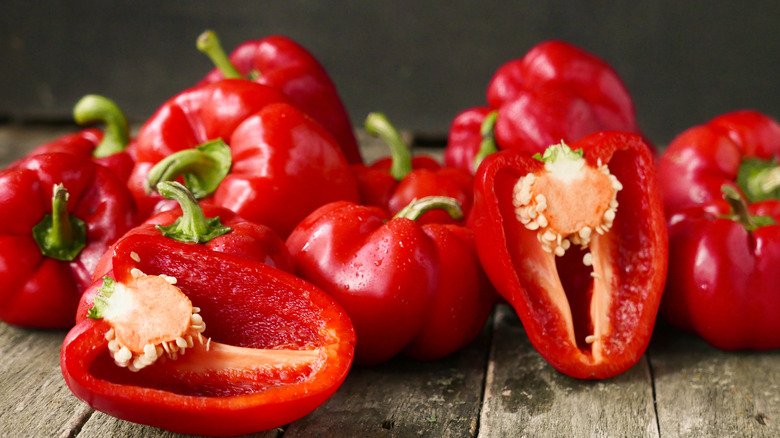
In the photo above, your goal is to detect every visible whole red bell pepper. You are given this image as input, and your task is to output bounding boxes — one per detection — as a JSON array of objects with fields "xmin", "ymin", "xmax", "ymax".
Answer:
[
  {"xmin": 25, "ymin": 95, "xmax": 135, "ymax": 182},
  {"xmin": 287, "ymin": 196, "xmax": 494, "ymax": 365},
  {"xmin": 351, "ymin": 113, "xmax": 474, "ymax": 225},
  {"xmin": 470, "ymin": 132, "xmax": 667, "ymax": 379},
  {"xmin": 656, "ymin": 110, "xmax": 780, "ymax": 215},
  {"xmin": 443, "ymin": 107, "xmax": 499, "ymax": 175},
  {"xmin": 0, "ymin": 152, "xmax": 137, "ymax": 328},
  {"xmin": 661, "ymin": 187, "xmax": 780, "ymax": 350},
  {"xmin": 61, "ymin": 232, "xmax": 355, "ymax": 436},
  {"xmin": 197, "ymin": 30, "xmax": 362, "ymax": 164},
  {"xmin": 93, "ymin": 181, "xmax": 294, "ymax": 281}
]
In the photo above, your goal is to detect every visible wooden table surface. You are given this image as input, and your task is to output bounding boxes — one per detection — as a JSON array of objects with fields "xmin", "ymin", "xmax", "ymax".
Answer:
[{"xmin": 0, "ymin": 123, "xmax": 778, "ymax": 438}]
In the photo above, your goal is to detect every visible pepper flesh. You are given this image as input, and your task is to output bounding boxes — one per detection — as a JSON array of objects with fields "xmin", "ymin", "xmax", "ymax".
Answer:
[{"xmin": 470, "ymin": 132, "xmax": 667, "ymax": 379}]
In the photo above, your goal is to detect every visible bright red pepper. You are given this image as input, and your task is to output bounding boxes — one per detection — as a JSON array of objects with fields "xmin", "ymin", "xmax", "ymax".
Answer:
[
  {"xmin": 351, "ymin": 113, "xmax": 474, "ymax": 225},
  {"xmin": 26, "ymin": 95, "xmax": 136, "ymax": 182},
  {"xmin": 287, "ymin": 197, "xmax": 494, "ymax": 365},
  {"xmin": 661, "ymin": 189, "xmax": 780, "ymax": 351},
  {"xmin": 470, "ymin": 132, "xmax": 667, "ymax": 379},
  {"xmin": 197, "ymin": 31, "xmax": 362, "ymax": 164},
  {"xmin": 656, "ymin": 110, "xmax": 780, "ymax": 215},
  {"xmin": 443, "ymin": 107, "xmax": 498, "ymax": 175},
  {"xmin": 93, "ymin": 181, "xmax": 293, "ymax": 281},
  {"xmin": 0, "ymin": 152, "xmax": 137, "ymax": 328},
  {"xmin": 61, "ymin": 232, "xmax": 355, "ymax": 436}
]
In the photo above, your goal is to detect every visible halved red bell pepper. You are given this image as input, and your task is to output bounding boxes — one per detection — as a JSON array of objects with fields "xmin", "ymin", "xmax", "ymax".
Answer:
[
  {"xmin": 656, "ymin": 110, "xmax": 780, "ymax": 215},
  {"xmin": 93, "ymin": 181, "xmax": 294, "ymax": 281},
  {"xmin": 197, "ymin": 30, "xmax": 362, "ymax": 164},
  {"xmin": 0, "ymin": 152, "xmax": 137, "ymax": 328},
  {"xmin": 287, "ymin": 196, "xmax": 494, "ymax": 365},
  {"xmin": 61, "ymin": 232, "xmax": 355, "ymax": 436},
  {"xmin": 26, "ymin": 95, "xmax": 135, "ymax": 182},
  {"xmin": 662, "ymin": 187, "xmax": 780, "ymax": 350},
  {"xmin": 351, "ymin": 113, "xmax": 474, "ymax": 224},
  {"xmin": 470, "ymin": 132, "xmax": 667, "ymax": 379}
]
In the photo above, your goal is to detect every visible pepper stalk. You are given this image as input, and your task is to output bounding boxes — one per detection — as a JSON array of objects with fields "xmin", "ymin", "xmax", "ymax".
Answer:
[{"xmin": 32, "ymin": 184, "xmax": 87, "ymax": 261}]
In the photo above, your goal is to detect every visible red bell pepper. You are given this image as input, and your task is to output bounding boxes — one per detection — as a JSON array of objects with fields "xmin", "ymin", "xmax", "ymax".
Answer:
[
  {"xmin": 93, "ymin": 181, "xmax": 294, "ymax": 281},
  {"xmin": 661, "ymin": 187, "xmax": 780, "ymax": 350},
  {"xmin": 287, "ymin": 196, "xmax": 494, "ymax": 365},
  {"xmin": 0, "ymin": 152, "xmax": 137, "ymax": 328},
  {"xmin": 656, "ymin": 110, "xmax": 780, "ymax": 215},
  {"xmin": 486, "ymin": 40, "xmax": 645, "ymax": 156},
  {"xmin": 351, "ymin": 113, "xmax": 474, "ymax": 224},
  {"xmin": 443, "ymin": 107, "xmax": 499, "ymax": 175},
  {"xmin": 197, "ymin": 30, "xmax": 362, "ymax": 164},
  {"xmin": 470, "ymin": 132, "xmax": 667, "ymax": 379},
  {"xmin": 26, "ymin": 95, "xmax": 135, "ymax": 182},
  {"xmin": 61, "ymin": 232, "xmax": 355, "ymax": 436}
]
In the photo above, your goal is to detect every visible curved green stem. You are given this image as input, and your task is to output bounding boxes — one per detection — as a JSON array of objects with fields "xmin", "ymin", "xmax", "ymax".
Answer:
[
  {"xmin": 722, "ymin": 185, "xmax": 775, "ymax": 231},
  {"xmin": 145, "ymin": 139, "xmax": 232, "ymax": 199},
  {"xmin": 393, "ymin": 196, "xmax": 464, "ymax": 222},
  {"xmin": 197, "ymin": 30, "xmax": 242, "ymax": 79},
  {"xmin": 73, "ymin": 95, "xmax": 130, "ymax": 158},
  {"xmin": 365, "ymin": 112, "xmax": 412, "ymax": 180},
  {"xmin": 155, "ymin": 181, "xmax": 231, "ymax": 243},
  {"xmin": 736, "ymin": 157, "xmax": 780, "ymax": 202},
  {"xmin": 472, "ymin": 110, "xmax": 499, "ymax": 172},
  {"xmin": 32, "ymin": 184, "xmax": 87, "ymax": 261}
]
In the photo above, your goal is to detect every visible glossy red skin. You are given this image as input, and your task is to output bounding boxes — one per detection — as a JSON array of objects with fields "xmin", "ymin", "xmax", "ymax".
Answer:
[
  {"xmin": 286, "ymin": 201, "xmax": 439, "ymax": 365},
  {"xmin": 200, "ymin": 35, "xmax": 362, "ymax": 164},
  {"xmin": 61, "ymin": 233, "xmax": 355, "ymax": 436},
  {"xmin": 91, "ymin": 203, "xmax": 294, "ymax": 283},
  {"xmin": 662, "ymin": 199, "xmax": 780, "ymax": 351},
  {"xmin": 0, "ymin": 153, "xmax": 137, "ymax": 328},
  {"xmin": 656, "ymin": 110, "xmax": 780, "ymax": 215},
  {"xmin": 486, "ymin": 40, "xmax": 644, "ymax": 155},
  {"xmin": 352, "ymin": 155, "xmax": 474, "ymax": 225},
  {"xmin": 443, "ymin": 106, "xmax": 492, "ymax": 175},
  {"xmin": 403, "ymin": 224, "xmax": 496, "ymax": 361},
  {"xmin": 128, "ymin": 79, "xmax": 292, "ymax": 217},
  {"xmin": 25, "ymin": 128, "xmax": 136, "ymax": 184},
  {"xmin": 213, "ymin": 102, "xmax": 360, "ymax": 238},
  {"xmin": 470, "ymin": 132, "xmax": 667, "ymax": 379}
]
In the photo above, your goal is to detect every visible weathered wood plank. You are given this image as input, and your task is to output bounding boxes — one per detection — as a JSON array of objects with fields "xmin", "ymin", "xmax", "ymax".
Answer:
[
  {"xmin": 284, "ymin": 327, "xmax": 490, "ymax": 437},
  {"xmin": 478, "ymin": 305, "xmax": 659, "ymax": 438},
  {"xmin": 76, "ymin": 411, "xmax": 281, "ymax": 438},
  {"xmin": 650, "ymin": 327, "xmax": 780, "ymax": 437},
  {"xmin": 0, "ymin": 324, "xmax": 90, "ymax": 438},
  {"xmin": 0, "ymin": 123, "xmax": 80, "ymax": 168}
]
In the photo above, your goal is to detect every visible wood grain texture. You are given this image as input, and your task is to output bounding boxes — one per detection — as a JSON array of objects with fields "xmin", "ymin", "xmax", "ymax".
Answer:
[{"xmin": 479, "ymin": 305, "xmax": 659, "ymax": 438}]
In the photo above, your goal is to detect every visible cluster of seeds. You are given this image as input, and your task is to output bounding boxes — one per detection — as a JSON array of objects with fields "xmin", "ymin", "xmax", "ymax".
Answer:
[{"xmin": 512, "ymin": 159, "xmax": 623, "ymax": 262}]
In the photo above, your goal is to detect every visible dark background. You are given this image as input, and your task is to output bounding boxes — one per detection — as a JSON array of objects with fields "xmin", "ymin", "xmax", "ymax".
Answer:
[{"xmin": 2, "ymin": 1, "xmax": 780, "ymax": 146}]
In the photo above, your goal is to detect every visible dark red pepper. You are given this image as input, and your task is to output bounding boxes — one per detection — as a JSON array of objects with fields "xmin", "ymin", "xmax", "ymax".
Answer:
[
  {"xmin": 26, "ymin": 95, "xmax": 135, "ymax": 182},
  {"xmin": 197, "ymin": 30, "xmax": 362, "ymax": 164},
  {"xmin": 0, "ymin": 152, "xmax": 137, "ymax": 328},
  {"xmin": 287, "ymin": 196, "xmax": 494, "ymax": 365},
  {"xmin": 470, "ymin": 132, "xmax": 667, "ymax": 379},
  {"xmin": 61, "ymin": 232, "xmax": 355, "ymax": 436}
]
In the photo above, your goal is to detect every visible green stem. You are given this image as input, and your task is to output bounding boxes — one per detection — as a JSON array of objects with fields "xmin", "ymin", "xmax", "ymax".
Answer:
[
  {"xmin": 197, "ymin": 30, "xmax": 242, "ymax": 79},
  {"xmin": 365, "ymin": 112, "xmax": 413, "ymax": 180},
  {"xmin": 145, "ymin": 139, "xmax": 232, "ymax": 199},
  {"xmin": 155, "ymin": 181, "xmax": 231, "ymax": 243},
  {"xmin": 472, "ymin": 110, "xmax": 499, "ymax": 172},
  {"xmin": 736, "ymin": 157, "xmax": 780, "ymax": 202},
  {"xmin": 32, "ymin": 184, "xmax": 87, "ymax": 261},
  {"xmin": 393, "ymin": 196, "xmax": 464, "ymax": 222},
  {"xmin": 73, "ymin": 95, "xmax": 130, "ymax": 158},
  {"xmin": 722, "ymin": 185, "xmax": 775, "ymax": 231}
]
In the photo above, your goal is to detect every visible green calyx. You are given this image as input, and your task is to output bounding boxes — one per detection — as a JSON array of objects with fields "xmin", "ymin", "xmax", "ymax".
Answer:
[
  {"xmin": 472, "ymin": 110, "xmax": 499, "ymax": 172},
  {"xmin": 721, "ymin": 185, "xmax": 775, "ymax": 231},
  {"xmin": 87, "ymin": 276, "xmax": 117, "ymax": 320},
  {"xmin": 197, "ymin": 30, "xmax": 243, "ymax": 80},
  {"xmin": 155, "ymin": 181, "xmax": 231, "ymax": 243},
  {"xmin": 736, "ymin": 157, "xmax": 780, "ymax": 203},
  {"xmin": 73, "ymin": 94, "xmax": 130, "ymax": 158},
  {"xmin": 145, "ymin": 138, "xmax": 232, "ymax": 199},
  {"xmin": 365, "ymin": 112, "xmax": 413, "ymax": 181},
  {"xmin": 32, "ymin": 184, "xmax": 87, "ymax": 261},
  {"xmin": 533, "ymin": 140, "xmax": 584, "ymax": 164},
  {"xmin": 393, "ymin": 196, "xmax": 464, "ymax": 222}
]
